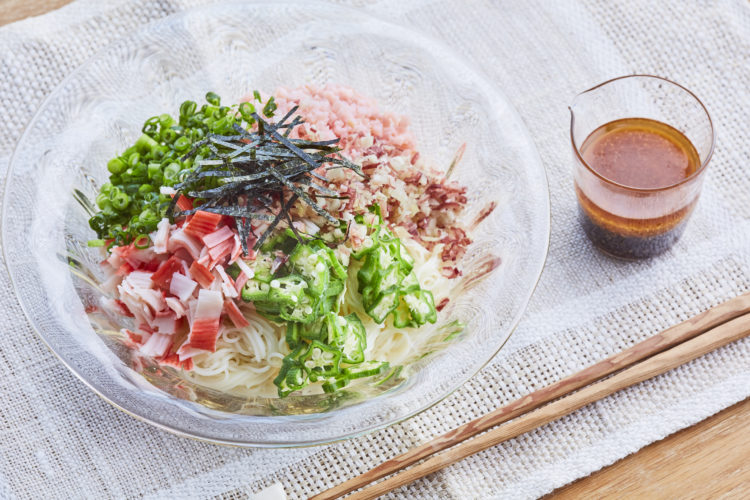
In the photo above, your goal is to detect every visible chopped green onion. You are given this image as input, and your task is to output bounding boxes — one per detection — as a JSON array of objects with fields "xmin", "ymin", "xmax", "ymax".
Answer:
[
  {"xmin": 95, "ymin": 192, "xmax": 111, "ymax": 210},
  {"xmin": 135, "ymin": 133, "xmax": 160, "ymax": 153},
  {"xmin": 162, "ymin": 128, "xmax": 178, "ymax": 143},
  {"xmin": 127, "ymin": 152, "xmax": 140, "ymax": 167},
  {"xmin": 179, "ymin": 100, "xmax": 197, "ymax": 118},
  {"xmin": 142, "ymin": 116, "xmax": 159, "ymax": 135},
  {"xmin": 262, "ymin": 96, "xmax": 277, "ymax": 117},
  {"xmin": 133, "ymin": 234, "xmax": 151, "ymax": 249},
  {"xmin": 111, "ymin": 191, "xmax": 130, "ymax": 210},
  {"xmin": 174, "ymin": 136, "xmax": 191, "ymax": 152},
  {"xmin": 147, "ymin": 162, "xmax": 161, "ymax": 179},
  {"xmin": 239, "ymin": 102, "xmax": 256, "ymax": 123},
  {"xmin": 205, "ymin": 91, "xmax": 221, "ymax": 106},
  {"xmin": 107, "ymin": 158, "xmax": 126, "ymax": 175},
  {"xmin": 158, "ymin": 113, "xmax": 173, "ymax": 129},
  {"xmin": 163, "ymin": 162, "xmax": 181, "ymax": 182}
]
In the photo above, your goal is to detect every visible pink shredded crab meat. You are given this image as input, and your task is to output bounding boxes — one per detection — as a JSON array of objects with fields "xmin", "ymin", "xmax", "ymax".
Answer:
[{"xmin": 99, "ymin": 84, "xmax": 470, "ymax": 372}]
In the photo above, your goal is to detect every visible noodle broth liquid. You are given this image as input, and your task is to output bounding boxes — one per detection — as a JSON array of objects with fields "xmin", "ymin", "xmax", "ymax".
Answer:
[{"xmin": 575, "ymin": 118, "xmax": 701, "ymax": 259}]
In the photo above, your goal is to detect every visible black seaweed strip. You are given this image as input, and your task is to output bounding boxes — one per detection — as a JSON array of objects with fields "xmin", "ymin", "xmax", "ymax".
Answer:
[
  {"xmin": 283, "ymin": 116, "xmax": 303, "ymax": 138},
  {"xmin": 218, "ymin": 171, "xmax": 271, "ymax": 184},
  {"xmin": 306, "ymin": 179, "xmax": 338, "ymax": 196},
  {"xmin": 289, "ymin": 138, "xmax": 340, "ymax": 149},
  {"xmin": 232, "ymin": 123, "xmax": 253, "ymax": 138},
  {"xmin": 176, "ymin": 206, "xmax": 275, "ymax": 220},
  {"xmin": 165, "ymin": 190, "xmax": 183, "ymax": 219},
  {"xmin": 207, "ymin": 133, "xmax": 244, "ymax": 141},
  {"xmin": 226, "ymin": 155, "xmax": 257, "ymax": 163},
  {"xmin": 255, "ymin": 194, "xmax": 298, "ymax": 249},
  {"xmin": 233, "ymin": 160, "xmax": 262, "ymax": 174},
  {"xmin": 329, "ymin": 157, "xmax": 365, "ymax": 177},
  {"xmin": 236, "ymin": 215, "xmax": 248, "ymax": 255},
  {"xmin": 180, "ymin": 138, "xmax": 209, "ymax": 161},
  {"xmin": 312, "ymin": 194, "xmax": 350, "ymax": 200},
  {"xmin": 308, "ymin": 169, "xmax": 330, "ymax": 184},
  {"xmin": 274, "ymin": 105, "xmax": 299, "ymax": 130},
  {"xmin": 196, "ymin": 159, "xmax": 228, "ymax": 166},
  {"xmin": 217, "ymin": 160, "xmax": 311, "ymax": 186},
  {"xmin": 227, "ymin": 140, "xmax": 259, "ymax": 159},
  {"xmin": 208, "ymin": 137, "xmax": 242, "ymax": 150},
  {"xmin": 179, "ymin": 169, "xmax": 238, "ymax": 182},
  {"xmin": 187, "ymin": 177, "xmax": 280, "ymax": 199},
  {"xmin": 236, "ymin": 150, "xmax": 298, "ymax": 161},
  {"xmin": 186, "ymin": 182, "xmax": 249, "ymax": 199},
  {"xmin": 284, "ymin": 210, "xmax": 304, "ymax": 244},
  {"xmin": 254, "ymin": 113, "xmax": 322, "ymax": 171},
  {"xmin": 207, "ymin": 142, "xmax": 225, "ymax": 158},
  {"xmin": 257, "ymin": 118, "xmax": 265, "ymax": 137},
  {"xmin": 270, "ymin": 170, "xmax": 337, "ymax": 223}
]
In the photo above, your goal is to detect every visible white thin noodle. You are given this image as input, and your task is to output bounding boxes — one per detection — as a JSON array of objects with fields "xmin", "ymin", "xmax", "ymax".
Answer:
[
  {"xmin": 186, "ymin": 315, "xmax": 287, "ymax": 398},
  {"xmin": 185, "ymin": 229, "xmax": 456, "ymax": 398}
]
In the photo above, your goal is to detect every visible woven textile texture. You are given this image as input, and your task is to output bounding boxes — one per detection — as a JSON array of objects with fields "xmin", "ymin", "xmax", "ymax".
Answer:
[{"xmin": 1, "ymin": 0, "xmax": 749, "ymax": 498}]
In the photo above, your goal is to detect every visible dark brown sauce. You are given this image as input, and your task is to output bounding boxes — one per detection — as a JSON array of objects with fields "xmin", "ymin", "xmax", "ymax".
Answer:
[{"xmin": 577, "ymin": 118, "xmax": 701, "ymax": 259}]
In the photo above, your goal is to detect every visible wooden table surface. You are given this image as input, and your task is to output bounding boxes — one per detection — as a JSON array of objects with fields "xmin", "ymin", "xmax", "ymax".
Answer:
[{"xmin": 2, "ymin": 0, "xmax": 749, "ymax": 498}]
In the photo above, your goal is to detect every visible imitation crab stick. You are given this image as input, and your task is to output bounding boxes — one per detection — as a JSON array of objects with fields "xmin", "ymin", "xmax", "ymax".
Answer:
[{"xmin": 186, "ymin": 289, "xmax": 223, "ymax": 351}]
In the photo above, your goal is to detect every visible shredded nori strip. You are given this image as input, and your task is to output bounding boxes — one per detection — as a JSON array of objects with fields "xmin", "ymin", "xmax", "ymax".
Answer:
[
  {"xmin": 283, "ymin": 116, "xmax": 303, "ymax": 137},
  {"xmin": 255, "ymin": 194, "xmax": 299, "ymax": 249},
  {"xmin": 180, "ymin": 138, "xmax": 210, "ymax": 161},
  {"xmin": 175, "ymin": 206, "xmax": 276, "ymax": 221},
  {"xmin": 305, "ymin": 180, "xmax": 338, "ymax": 197},
  {"xmin": 167, "ymin": 107, "xmax": 362, "ymax": 255},
  {"xmin": 284, "ymin": 209, "xmax": 303, "ymax": 242},
  {"xmin": 273, "ymin": 105, "xmax": 299, "ymax": 130},
  {"xmin": 269, "ymin": 170, "xmax": 337, "ymax": 224}
]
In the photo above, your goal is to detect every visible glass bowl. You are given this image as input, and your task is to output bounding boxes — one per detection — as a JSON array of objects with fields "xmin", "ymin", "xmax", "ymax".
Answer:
[{"xmin": 2, "ymin": 1, "xmax": 549, "ymax": 447}]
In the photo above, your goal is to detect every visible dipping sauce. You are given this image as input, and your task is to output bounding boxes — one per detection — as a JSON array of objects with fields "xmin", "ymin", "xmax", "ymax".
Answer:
[{"xmin": 575, "ymin": 117, "xmax": 701, "ymax": 259}]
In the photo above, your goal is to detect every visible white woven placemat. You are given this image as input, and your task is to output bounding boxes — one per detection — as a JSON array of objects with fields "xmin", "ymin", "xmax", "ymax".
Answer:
[{"xmin": 1, "ymin": 0, "xmax": 749, "ymax": 498}]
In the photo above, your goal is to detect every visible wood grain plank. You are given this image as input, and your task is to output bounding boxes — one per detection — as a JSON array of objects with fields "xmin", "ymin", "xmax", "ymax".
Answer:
[
  {"xmin": 549, "ymin": 398, "xmax": 750, "ymax": 499},
  {"xmin": 0, "ymin": 0, "xmax": 73, "ymax": 27}
]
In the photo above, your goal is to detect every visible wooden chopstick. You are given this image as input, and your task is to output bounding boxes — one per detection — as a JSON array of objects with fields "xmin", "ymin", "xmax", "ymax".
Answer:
[
  {"xmin": 312, "ymin": 292, "xmax": 750, "ymax": 500},
  {"xmin": 350, "ymin": 310, "xmax": 750, "ymax": 499}
]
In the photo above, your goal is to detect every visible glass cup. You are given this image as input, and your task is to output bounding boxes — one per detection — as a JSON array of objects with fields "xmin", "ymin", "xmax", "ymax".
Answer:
[{"xmin": 569, "ymin": 75, "xmax": 715, "ymax": 259}]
